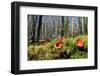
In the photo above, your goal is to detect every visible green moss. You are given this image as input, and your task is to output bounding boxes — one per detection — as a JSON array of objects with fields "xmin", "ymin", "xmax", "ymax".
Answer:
[{"xmin": 28, "ymin": 35, "xmax": 88, "ymax": 60}]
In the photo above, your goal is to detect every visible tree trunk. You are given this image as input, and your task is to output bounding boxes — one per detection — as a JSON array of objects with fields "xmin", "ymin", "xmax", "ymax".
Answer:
[
  {"xmin": 37, "ymin": 15, "xmax": 42, "ymax": 41},
  {"xmin": 82, "ymin": 17, "xmax": 84, "ymax": 34},
  {"xmin": 32, "ymin": 16, "xmax": 37, "ymax": 42},
  {"xmin": 78, "ymin": 17, "xmax": 82, "ymax": 35},
  {"xmin": 61, "ymin": 16, "xmax": 64, "ymax": 36},
  {"xmin": 65, "ymin": 17, "xmax": 69, "ymax": 38},
  {"xmin": 57, "ymin": 16, "xmax": 60, "ymax": 36},
  {"xmin": 72, "ymin": 17, "xmax": 75, "ymax": 37},
  {"xmin": 83, "ymin": 17, "xmax": 88, "ymax": 34},
  {"xmin": 52, "ymin": 16, "xmax": 55, "ymax": 38}
]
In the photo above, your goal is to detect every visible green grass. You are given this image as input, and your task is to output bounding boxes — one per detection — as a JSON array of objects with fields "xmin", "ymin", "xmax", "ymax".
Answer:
[{"xmin": 28, "ymin": 35, "xmax": 88, "ymax": 60}]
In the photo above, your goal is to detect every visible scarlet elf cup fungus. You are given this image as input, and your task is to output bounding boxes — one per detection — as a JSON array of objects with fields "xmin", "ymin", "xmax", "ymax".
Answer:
[
  {"xmin": 76, "ymin": 38, "xmax": 84, "ymax": 47},
  {"xmin": 54, "ymin": 41, "xmax": 62, "ymax": 49},
  {"xmin": 57, "ymin": 36, "xmax": 65, "ymax": 43}
]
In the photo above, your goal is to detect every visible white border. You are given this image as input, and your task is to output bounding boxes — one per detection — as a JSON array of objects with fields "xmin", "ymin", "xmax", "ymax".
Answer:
[{"xmin": 20, "ymin": 6, "xmax": 95, "ymax": 70}]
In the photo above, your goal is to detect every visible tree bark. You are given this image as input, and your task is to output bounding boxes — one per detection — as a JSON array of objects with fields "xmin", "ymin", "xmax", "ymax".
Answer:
[
  {"xmin": 61, "ymin": 16, "xmax": 64, "ymax": 36},
  {"xmin": 37, "ymin": 15, "xmax": 42, "ymax": 41},
  {"xmin": 78, "ymin": 17, "xmax": 82, "ymax": 35},
  {"xmin": 32, "ymin": 16, "xmax": 37, "ymax": 42},
  {"xmin": 72, "ymin": 17, "xmax": 75, "ymax": 37}
]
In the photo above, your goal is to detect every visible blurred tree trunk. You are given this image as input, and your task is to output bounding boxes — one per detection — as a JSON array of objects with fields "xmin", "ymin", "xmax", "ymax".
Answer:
[
  {"xmin": 61, "ymin": 16, "xmax": 64, "ymax": 36},
  {"xmin": 78, "ymin": 17, "xmax": 82, "ymax": 35},
  {"xmin": 83, "ymin": 17, "xmax": 88, "ymax": 34},
  {"xmin": 46, "ymin": 22, "xmax": 48, "ymax": 40},
  {"xmin": 49, "ymin": 22, "xmax": 52, "ymax": 39},
  {"xmin": 37, "ymin": 15, "xmax": 42, "ymax": 41},
  {"xmin": 72, "ymin": 17, "xmax": 76, "ymax": 37},
  {"xmin": 28, "ymin": 15, "xmax": 33, "ymax": 41},
  {"xmin": 82, "ymin": 17, "xmax": 84, "ymax": 34},
  {"xmin": 32, "ymin": 16, "xmax": 37, "ymax": 42},
  {"xmin": 65, "ymin": 17, "xmax": 69, "ymax": 38},
  {"xmin": 57, "ymin": 16, "xmax": 60, "ymax": 36},
  {"xmin": 40, "ymin": 22, "xmax": 44, "ymax": 40},
  {"xmin": 44, "ymin": 22, "xmax": 46, "ymax": 40},
  {"xmin": 52, "ymin": 16, "xmax": 55, "ymax": 38}
]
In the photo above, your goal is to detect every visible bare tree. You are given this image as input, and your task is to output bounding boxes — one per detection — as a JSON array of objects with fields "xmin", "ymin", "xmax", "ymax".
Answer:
[
  {"xmin": 61, "ymin": 16, "xmax": 64, "ymax": 36},
  {"xmin": 81, "ymin": 17, "xmax": 84, "ymax": 34},
  {"xmin": 57, "ymin": 16, "xmax": 60, "ymax": 36},
  {"xmin": 83, "ymin": 17, "xmax": 88, "ymax": 34},
  {"xmin": 37, "ymin": 15, "xmax": 42, "ymax": 41},
  {"xmin": 31, "ymin": 16, "xmax": 37, "ymax": 42},
  {"xmin": 78, "ymin": 17, "xmax": 82, "ymax": 35},
  {"xmin": 52, "ymin": 16, "xmax": 56, "ymax": 38},
  {"xmin": 64, "ymin": 17, "xmax": 69, "ymax": 38},
  {"xmin": 71, "ymin": 17, "xmax": 76, "ymax": 37}
]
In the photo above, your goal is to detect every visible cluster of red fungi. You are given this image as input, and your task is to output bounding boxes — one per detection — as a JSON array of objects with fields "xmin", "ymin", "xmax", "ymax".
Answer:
[{"xmin": 54, "ymin": 36, "xmax": 84, "ymax": 49}]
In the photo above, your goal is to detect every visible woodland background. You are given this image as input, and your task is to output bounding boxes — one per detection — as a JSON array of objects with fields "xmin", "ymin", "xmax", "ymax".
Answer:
[{"xmin": 28, "ymin": 15, "xmax": 88, "ymax": 42}]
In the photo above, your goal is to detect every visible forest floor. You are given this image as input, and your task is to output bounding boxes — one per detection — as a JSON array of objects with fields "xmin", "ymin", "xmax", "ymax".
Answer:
[{"xmin": 28, "ymin": 35, "xmax": 88, "ymax": 60}]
